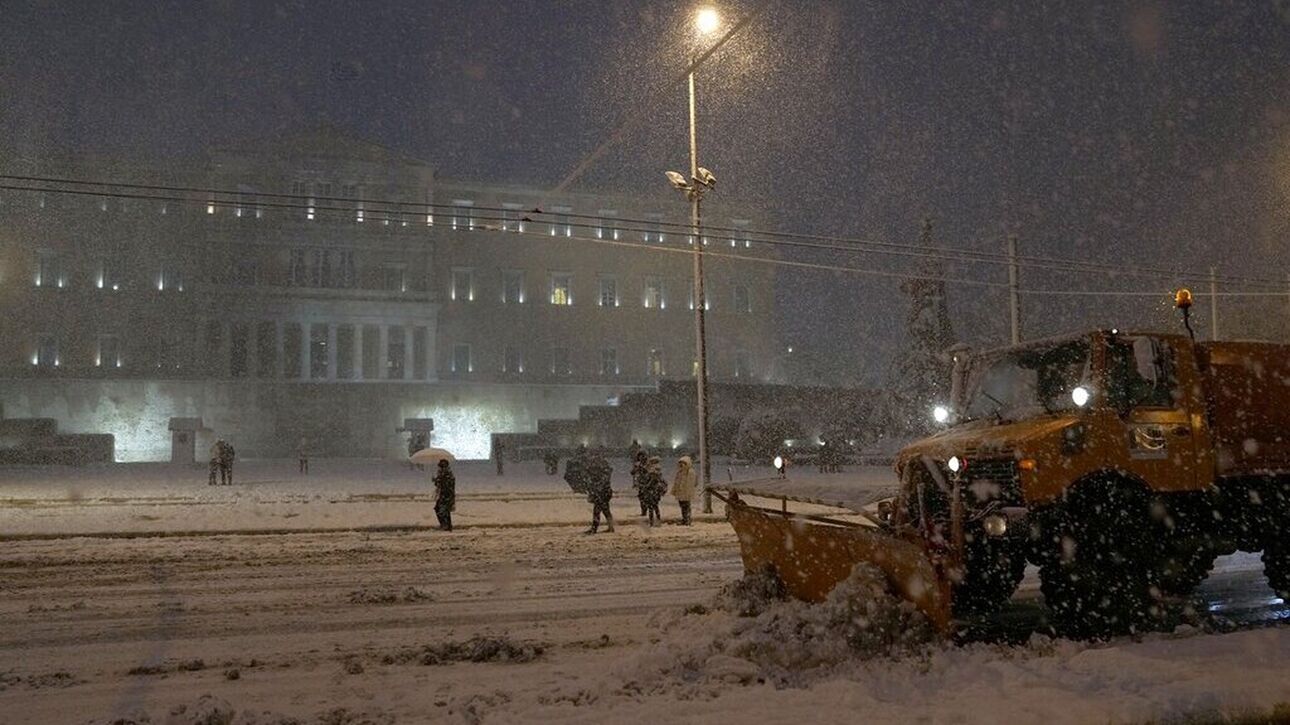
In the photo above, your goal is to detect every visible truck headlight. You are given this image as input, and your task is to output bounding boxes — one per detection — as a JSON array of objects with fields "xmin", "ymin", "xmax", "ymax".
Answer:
[
  {"xmin": 932, "ymin": 405, "xmax": 950, "ymax": 424},
  {"xmin": 947, "ymin": 455, "xmax": 962, "ymax": 473},
  {"xmin": 983, "ymin": 514, "xmax": 1008, "ymax": 537}
]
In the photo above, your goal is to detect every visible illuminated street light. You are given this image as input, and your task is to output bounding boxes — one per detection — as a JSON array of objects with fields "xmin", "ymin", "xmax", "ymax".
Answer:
[{"xmin": 695, "ymin": 7, "xmax": 720, "ymax": 34}]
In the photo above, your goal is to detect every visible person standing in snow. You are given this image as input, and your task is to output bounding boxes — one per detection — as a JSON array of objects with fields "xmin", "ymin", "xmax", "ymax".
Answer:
[
  {"xmin": 219, "ymin": 439, "xmax": 236, "ymax": 485},
  {"xmin": 297, "ymin": 437, "xmax": 309, "ymax": 475},
  {"xmin": 208, "ymin": 438, "xmax": 223, "ymax": 486},
  {"xmin": 494, "ymin": 440, "xmax": 505, "ymax": 476},
  {"xmin": 642, "ymin": 455, "xmax": 665, "ymax": 526},
  {"xmin": 432, "ymin": 458, "xmax": 455, "ymax": 531},
  {"xmin": 671, "ymin": 456, "xmax": 697, "ymax": 525},
  {"xmin": 564, "ymin": 445, "xmax": 590, "ymax": 495},
  {"xmin": 584, "ymin": 453, "xmax": 614, "ymax": 534},
  {"xmin": 630, "ymin": 450, "xmax": 649, "ymax": 516}
]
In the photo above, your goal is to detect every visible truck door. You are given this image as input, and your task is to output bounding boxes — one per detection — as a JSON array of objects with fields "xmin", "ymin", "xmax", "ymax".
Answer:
[{"xmin": 1105, "ymin": 335, "xmax": 1209, "ymax": 491}]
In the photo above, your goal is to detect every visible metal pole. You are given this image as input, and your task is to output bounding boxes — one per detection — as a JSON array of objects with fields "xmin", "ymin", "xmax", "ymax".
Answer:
[
  {"xmin": 1209, "ymin": 266, "xmax": 1219, "ymax": 341},
  {"xmin": 1007, "ymin": 235, "xmax": 1020, "ymax": 345},
  {"xmin": 689, "ymin": 68, "xmax": 713, "ymax": 514}
]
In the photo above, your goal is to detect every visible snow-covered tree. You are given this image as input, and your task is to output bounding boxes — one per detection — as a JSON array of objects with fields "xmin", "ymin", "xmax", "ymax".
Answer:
[{"xmin": 883, "ymin": 219, "xmax": 956, "ymax": 436}]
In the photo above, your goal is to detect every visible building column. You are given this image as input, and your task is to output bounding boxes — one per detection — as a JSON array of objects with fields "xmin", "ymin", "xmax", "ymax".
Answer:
[
  {"xmin": 274, "ymin": 321, "xmax": 285, "ymax": 379},
  {"xmin": 353, "ymin": 324, "xmax": 365, "ymax": 381},
  {"xmin": 302, "ymin": 321, "xmax": 313, "ymax": 380},
  {"xmin": 327, "ymin": 323, "xmax": 338, "ymax": 381},
  {"xmin": 378, "ymin": 325, "xmax": 390, "ymax": 380},
  {"xmin": 404, "ymin": 325, "xmax": 414, "ymax": 381}
]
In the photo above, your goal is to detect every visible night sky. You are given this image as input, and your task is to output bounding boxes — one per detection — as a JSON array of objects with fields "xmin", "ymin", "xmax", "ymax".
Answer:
[{"xmin": 5, "ymin": 1, "xmax": 1290, "ymax": 384}]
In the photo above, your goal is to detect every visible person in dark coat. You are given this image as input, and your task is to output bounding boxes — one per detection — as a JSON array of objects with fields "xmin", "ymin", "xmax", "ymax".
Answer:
[
  {"xmin": 642, "ymin": 455, "xmax": 665, "ymax": 526},
  {"xmin": 433, "ymin": 458, "xmax": 456, "ymax": 531},
  {"xmin": 218, "ymin": 440, "xmax": 236, "ymax": 485},
  {"xmin": 543, "ymin": 450, "xmax": 560, "ymax": 476},
  {"xmin": 630, "ymin": 450, "xmax": 649, "ymax": 516},
  {"xmin": 494, "ymin": 440, "xmax": 505, "ymax": 476},
  {"xmin": 564, "ymin": 445, "xmax": 589, "ymax": 495},
  {"xmin": 584, "ymin": 453, "xmax": 614, "ymax": 534},
  {"xmin": 208, "ymin": 439, "xmax": 223, "ymax": 486}
]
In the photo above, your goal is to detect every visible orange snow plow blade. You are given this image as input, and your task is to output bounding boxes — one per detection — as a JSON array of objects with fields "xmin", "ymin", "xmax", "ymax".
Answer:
[{"xmin": 722, "ymin": 495, "xmax": 954, "ymax": 634}]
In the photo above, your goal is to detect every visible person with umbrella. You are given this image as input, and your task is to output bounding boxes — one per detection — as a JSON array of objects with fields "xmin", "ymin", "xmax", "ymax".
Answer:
[
  {"xmin": 584, "ymin": 452, "xmax": 614, "ymax": 534},
  {"xmin": 432, "ymin": 458, "xmax": 456, "ymax": 532}
]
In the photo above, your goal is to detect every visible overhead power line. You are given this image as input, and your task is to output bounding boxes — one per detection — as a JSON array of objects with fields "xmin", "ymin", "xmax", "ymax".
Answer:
[{"xmin": 2, "ymin": 177, "xmax": 1284, "ymax": 299}]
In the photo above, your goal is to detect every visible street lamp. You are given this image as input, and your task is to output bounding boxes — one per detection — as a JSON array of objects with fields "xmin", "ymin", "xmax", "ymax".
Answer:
[{"xmin": 665, "ymin": 5, "xmax": 721, "ymax": 513}]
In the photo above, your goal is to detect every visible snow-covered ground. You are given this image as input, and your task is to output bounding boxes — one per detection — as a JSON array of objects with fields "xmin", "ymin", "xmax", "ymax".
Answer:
[{"xmin": 2, "ymin": 461, "xmax": 1289, "ymax": 723}]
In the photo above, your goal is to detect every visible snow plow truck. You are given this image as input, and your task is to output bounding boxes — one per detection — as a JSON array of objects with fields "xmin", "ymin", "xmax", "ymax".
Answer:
[{"xmin": 714, "ymin": 306, "xmax": 1290, "ymax": 638}]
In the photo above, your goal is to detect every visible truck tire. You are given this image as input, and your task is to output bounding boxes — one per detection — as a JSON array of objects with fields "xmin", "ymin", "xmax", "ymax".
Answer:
[
  {"xmin": 1262, "ymin": 543, "xmax": 1290, "ymax": 600},
  {"xmin": 952, "ymin": 533, "xmax": 1026, "ymax": 616},
  {"xmin": 1036, "ymin": 478, "xmax": 1164, "ymax": 639}
]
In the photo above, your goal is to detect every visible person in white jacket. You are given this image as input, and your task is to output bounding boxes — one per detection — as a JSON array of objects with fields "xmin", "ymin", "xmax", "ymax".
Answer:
[{"xmin": 671, "ymin": 456, "xmax": 697, "ymax": 525}]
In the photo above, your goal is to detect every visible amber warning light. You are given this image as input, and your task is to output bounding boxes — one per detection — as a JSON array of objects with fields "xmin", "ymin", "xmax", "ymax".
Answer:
[{"xmin": 1175, "ymin": 288, "xmax": 1193, "ymax": 309}]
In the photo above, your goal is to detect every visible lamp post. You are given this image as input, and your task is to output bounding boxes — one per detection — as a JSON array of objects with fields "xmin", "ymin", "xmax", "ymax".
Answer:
[{"xmin": 666, "ymin": 6, "xmax": 720, "ymax": 513}]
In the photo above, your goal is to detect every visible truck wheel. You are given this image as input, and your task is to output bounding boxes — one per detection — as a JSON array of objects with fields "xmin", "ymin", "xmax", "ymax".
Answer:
[
  {"xmin": 1262, "ymin": 543, "xmax": 1290, "ymax": 600},
  {"xmin": 1036, "ymin": 479, "xmax": 1164, "ymax": 639},
  {"xmin": 952, "ymin": 534, "xmax": 1026, "ymax": 616}
]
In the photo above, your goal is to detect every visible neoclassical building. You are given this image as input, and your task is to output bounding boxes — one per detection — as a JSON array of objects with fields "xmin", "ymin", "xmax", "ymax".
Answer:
[{"xmin": 0, "ymin": 128, "xmax": 778, "ymax": 460}]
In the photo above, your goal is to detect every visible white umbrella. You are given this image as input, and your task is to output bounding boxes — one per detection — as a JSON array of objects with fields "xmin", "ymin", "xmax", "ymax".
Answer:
[{"xmin": 409, "ymin": 447, "xmax": 456, "ymax": 465}]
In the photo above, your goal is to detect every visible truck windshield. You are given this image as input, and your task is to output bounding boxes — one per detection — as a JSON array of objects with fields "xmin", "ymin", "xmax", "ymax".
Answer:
[{"xmin": 962, "ymin": 339, "xmax": 1091, "ymax": 423}]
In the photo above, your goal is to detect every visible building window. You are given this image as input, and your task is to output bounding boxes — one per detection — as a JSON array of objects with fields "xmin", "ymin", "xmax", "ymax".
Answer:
[
  {"xmin": 451, "ymin": 268, "xmax": 475, "ymax": 301},
  {"xmin": 502, "ymin": 270, "xmax": 525, "ymax": 304},
  {"xmin": 732, "ymin": 218, "xmax": 752, "ymax": 248},
  {"xmin": 504, "ymin": 345, "xmax": 524, "ymax": 373},
  {"xmin": 452, "ymin": 200, "xmax": 475, "ymax": 231},
  {"xmin": 550, "ymin": 206, "xmax": 572, "ymax": 237},
  {"xmin": 643, "ymin": 213, "xmax": 665, "ymax": 243},
  {"xmin": 688, "ymin": 285, "xmax": 711, "ymax": 311},
  {"xmin": 310, "ymin": 324, "xmax": 328, "ymax": 379},
  {"xmin": 290, "ymin": 249, "xmax": 308, "ymax": 287},
  {"xmin": 233, "ymin": 257, "xmax": 259, "ymax": 287},
  {"xmin": 338, "ymin": 250, "xmax": 356, "ymax": 288},
  {"xmin": 644, "ymin": 277, "xmax": 665, "ymax": 309},
  {"xmin": 597, "ymin": 210, "xmax": 619, "ymax": 240},
  {"xmin": 551, "ymin": 346, "xmax": 571, "ymax": 376},
  {"xmin": 283, "ymin": 323, "xmax": 303, "ymax": 378},
  {"xmin": 600, "ymin": 347, "xmax": 618, "ymax": 376},
  {"xmin": 35, "ymin": 251, "xmax": 62, "ymax": 288},
  {"xmin": 647, "ymin": 348, "xmax": 665, "ymax": 377},
  {"xmin": 158, "ymin": 263, "xmax": 183, "ymax": 292},
  {"xmin": 413, "ymin": 327, "xmax": 428, "ymax": 379},
  {"xmin": 502, "ymin": 203, "xmax": 525, "ymax": 232},
  {"xmin": 35, "ymin": 334, "xmax": 58, "ymax": 368},
  {"xmin": 451, "ymin": 343, "xmax": 472, "ymax": 374},
  {"xmin": 309, "ymin": 249, "xmax": 326, "ymax": 287},
  {"xmin": 381, "ymin": 264, "xmax": 407, "ymax": 292},
  {"xmin": 598, "ymin": 277, "xmax": 618, "ymax": 307},
  {"xmin": 97, "ymin": 335, "xmax": 122, "ymax": 369},
  {"xmin": 734, "ymin": 350, "xmax": 751, "ymax": 378},
  {"xmin": 550, "ymin": 273, "xmax": 573, "ymax": 305},
  {"xmin": 387, "ymin": 327, "xmax": 407, "ymax": 379},
  {"xmin": 734, "ymin": 284, "xmax": 752, "ymax": 313}
]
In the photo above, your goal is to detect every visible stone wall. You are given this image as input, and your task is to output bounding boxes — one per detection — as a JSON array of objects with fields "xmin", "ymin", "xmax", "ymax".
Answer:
[{"xmin": 0, "ymin": 380, "xmax": 641, "ymax": 462}]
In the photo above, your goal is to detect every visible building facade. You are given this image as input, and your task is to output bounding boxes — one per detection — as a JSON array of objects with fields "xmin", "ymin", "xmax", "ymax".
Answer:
[{"xmin": 0, "ymin": 128, "xmax": 778, "ymax": 460}]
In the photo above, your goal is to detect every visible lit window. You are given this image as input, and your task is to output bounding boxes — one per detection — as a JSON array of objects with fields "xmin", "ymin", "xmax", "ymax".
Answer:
[
  {"xmin": 550, "ymin": 273, "xmax": 573, "ymax": 305},
  {"xmin": 550, "ymin": 206, "xmax": 572, "ymax": 237},
  {"xmin": 306, "ymin": 197, "xmax": 316, "ymax": 221},
  {"xmin": 550, "ymin": 346, "xmax": 571, "ymax": 375},
  {"xmin": 598, "ymin": 277, "xmax": 618, "ymax": 307},
  {"xmin": 734, "ymin": 284, "xmax": 752, "ymax": 313},
  {"xmin": 644, "ymin": 213, "xmax": 664, "ymax": 243},
  {"xmin": 97, "ymin": 258, "xmax": 120, "ymax": 291},
  {"xmin": 36, "ymin": 334, "xmax": 58, "ymax": 368},
  {"xmin": 97, "ymin": 335, "xmax": 122, "ymax": 369},
  {"xmin": 451, "ymin": 268, "xmax": 475, "ymax": 301},
  {"xmin": 35, "ymin": 251, "xmax": 61, "ymax": 288},
  {"xmin": 734, "ymin": 350, "xmax": 751, "ymax": 378},
  {"xmin": 597, "ymin": 210, "xmax": 619, "ymax": 240},
  {"xmin": 451, "ymin": 344, "xmax": 473, "ymax": 374},
  {"xmin": 502, "ymin": 270, "xmax": 525, "ymax": 304},
  {"xmin": 732, "ymin": 219, "xmax": 752, "ymax": 248},
  {"xmin": 452, "ymin": 200, "xmax": 475, "ymax": 231},
  {"xmin": 503, "ymin": 345, "xmax": 524, "ymax": 374},
  {"xmin": 206, "ymin": 201, "xmax": 216, "ymax": 215},
  {"xmin": 688, "ymin": 285, "xmax": 710, "ymax": 311},
  {"xmin": 600, "ymin": 348, "xmax": 618, "ymax": 376},
  {"xmin": 502, "ymin": 203, "xmax": 525, "ymax": 232},
  {"xmin": 647, "ymin": 348, "xmax": 665, "ymax": 377},
  {"xmin": 644, "ymin": 277, "xmax": 665, "ymax": 309}
]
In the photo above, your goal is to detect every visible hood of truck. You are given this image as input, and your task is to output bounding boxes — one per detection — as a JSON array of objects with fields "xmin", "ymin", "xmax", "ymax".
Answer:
[{"xmin": 895, "ymin": 416, "xmax": 1079, "ymax": 474}]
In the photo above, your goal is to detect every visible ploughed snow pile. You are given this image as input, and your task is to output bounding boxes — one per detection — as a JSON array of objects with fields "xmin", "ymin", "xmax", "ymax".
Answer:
[{"xmin": 625, "ymin": 563, "xmax": 937, "ymax": 688}]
